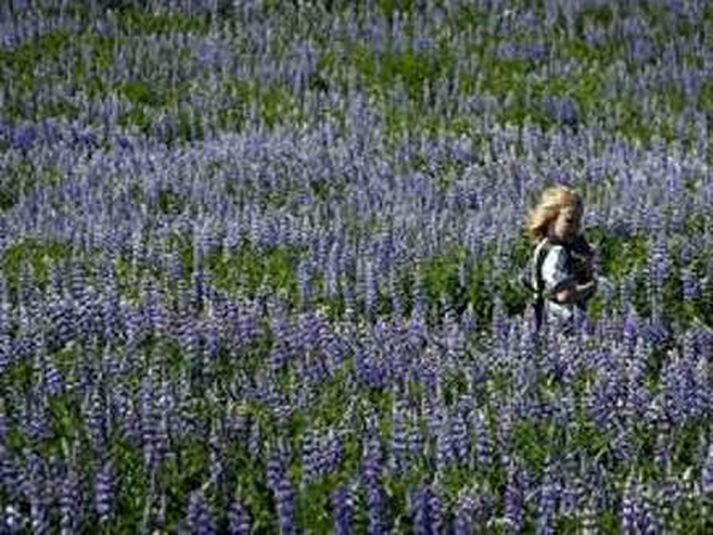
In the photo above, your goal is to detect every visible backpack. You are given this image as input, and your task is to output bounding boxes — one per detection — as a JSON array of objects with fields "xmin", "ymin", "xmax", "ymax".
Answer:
[{"xmin": 518, "ymin": 237, "xmax": 556, "ymax": 330}]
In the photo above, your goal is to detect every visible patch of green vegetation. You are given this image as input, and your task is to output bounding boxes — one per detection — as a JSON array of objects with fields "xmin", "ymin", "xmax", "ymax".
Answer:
[
  {"xmin": 207, "ymin": 241, "xmax": 303, "ymax": 301},
  {"xmin": 513, "ymin": 419, "xmax": 551, "ymax": 475},
  {"xmin": 120, "ymin": 79, "xmax": 170, "ymax": 107},
  {"xmin": 575, "ymin": 4, "xmax": 614, "ymax": 34},
  {"xmin": 584, "ymin": 228, "xmax": 649, "ymax": 278},
  {"xmin": 476, "ymin": 57, "xmax": 535, "ymax": 100},
  {"xmin": 0, "ymin": 29, "xmax": 120, "ymax": 124},
  {"xmin": 0, "ymin": 29, "xmax": 73, "ymax": 78},
  {"xmin": 259, "ymin": 85, "xmax": 301, "ymax": 128},
  {"xmin": 117, "ymin": 8, "xmax": 211, "ymax": 36},
  {"xmin": 377, "ymin": 0, "xmax": 416, "ymax": 19},
  {"xmin": 1, "ymin": 238, "xmax": 72, "ymax": 293},
  {"xmin": 118, "ymin": 106, "xmax": 154, "ymax": 137},
  {"xmin": 150, "ymin": 187, "xmax": 189, "ymax": 216},
  {"xmin": 447, "ymin": 4, "xmax": 487, "ymax": 35},
  {"xmin": 698, "ymin": 78, "xmax": 713, "ymax": 118}
]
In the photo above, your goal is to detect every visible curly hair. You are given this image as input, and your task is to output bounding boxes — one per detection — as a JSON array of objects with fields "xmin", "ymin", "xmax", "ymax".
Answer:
[{"xmin": 526, "ymin": 185, "xmax": 583, "ymax": 243}]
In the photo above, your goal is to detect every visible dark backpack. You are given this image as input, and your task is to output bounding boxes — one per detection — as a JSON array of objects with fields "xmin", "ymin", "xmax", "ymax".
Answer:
[{"xmin": 518, "ymin": 238, "xmax": 556, "ymax": 330}]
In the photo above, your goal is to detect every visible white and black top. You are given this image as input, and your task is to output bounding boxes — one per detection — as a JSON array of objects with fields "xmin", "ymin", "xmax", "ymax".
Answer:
[{"xmin": 532, "ymin": 238, "xmax": 579, "ymax": 323}]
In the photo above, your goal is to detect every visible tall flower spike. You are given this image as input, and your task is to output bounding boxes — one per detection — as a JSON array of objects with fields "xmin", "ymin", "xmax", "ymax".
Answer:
[
  {"xmin": 186, "ymin": 488, "xmax": 215, "ymax": 535},
  {"xmin": 227, "ymin": 498, "xmax": 251, "ymax": 535},
  {"xmin": 332, "ymin": 483, "xmax": 355, "ymax": 535},
  {"xmin": 702, "ymin": 441, "xmax": 713, "ymax": 498},
  {"xmin": 95, "ymin": 460, "xmax": 115, "ymax": 525}
]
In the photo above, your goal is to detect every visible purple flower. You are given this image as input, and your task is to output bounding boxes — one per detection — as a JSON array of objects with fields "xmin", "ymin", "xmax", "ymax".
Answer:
[
  {"xmin": 703, "ymin": 443, "xmax": 713, "ymax": 498},
  {"xmin": 58, "ymin": 465, "xmax": 81, "ymax": 534},
  {"xmin": 450, "ymin": 411, "xmax": 470, "ymax": 467},
  {"xmin": 85, "ymin": 386, "xmax": 108, "ymax": 453},
  {"xmin": 227, "ymin": 498, "xmax": 251, "ymax": 535},
  {"xmin": 620, "ymin": 475, "xmax": 642, "ymax": 533},
  {"xmin": 408, "ymin": 484, "xmax": 443, "ymax": 535},
  {"xmin": 453, "ymin": 488, "xmax": 476, "ymax": 534},
  {"xmin": 95, "ymin": 460, "xmax": 114, "ymax": 525},
  {"xmin": 301, "ymin": 428, "xmax": 320, "ymax": 485},
  {"xmin": 389, "ymin": 399, "xmax": 410, "ymax": 476},
  {"xmin": 186, "ymin": 489, "xmax": 215, "ymax": 535},
  {"xmin": 266, "ymin": 453, "xmax": 296, "ymax": 535},
  {"xmin": 471, "ymin": 410, "xmax": 491, "ymax": 469},
  {"xmin": 332, "ymin": 483, "xmax": 355, "ymax": 535},
  {"xmin": 3, "ymin": 503, "xmax": 26, "ymax": 533},
  {"xmin": 536, "ymin": 462, "xmax": 560, "ymax": 535},
  {"xmin": 503, "ymin": 463, "xmax": 524, "ymax": 533}
]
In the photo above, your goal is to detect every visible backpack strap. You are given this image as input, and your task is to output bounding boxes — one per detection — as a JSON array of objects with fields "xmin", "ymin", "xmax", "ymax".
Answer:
[
  {"xmin": 531, "ymin": 237, "xmax": 553, "ymax": 298},
  {"xmin": 531, "ymin": 237, "xmax": 553, "ymax": 332}
]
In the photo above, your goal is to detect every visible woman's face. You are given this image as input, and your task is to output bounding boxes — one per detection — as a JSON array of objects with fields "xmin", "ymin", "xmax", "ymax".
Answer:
[{"xmin": 550, "ymin": 205, "xmax": 581, "ymax": 243}]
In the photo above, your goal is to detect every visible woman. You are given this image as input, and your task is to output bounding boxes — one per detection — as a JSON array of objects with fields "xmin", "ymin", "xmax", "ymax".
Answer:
[{"xmin": 525, "ymin": 185, "xmax": 598, "ymax": 333}]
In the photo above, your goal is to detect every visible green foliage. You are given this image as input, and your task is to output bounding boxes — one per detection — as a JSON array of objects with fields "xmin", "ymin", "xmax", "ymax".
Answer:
[
  {"xmin": 0, "ymin": 30, "xmax": 73, "ymax": 80},
  {"xmin": 120, "ymin": 80, "xmax": 169, "ymax": 107},
  {"xmin": 117, "ymin": 8, "xmax": 211, "ymax": 35},
  {"xmin": 1, "ymin": 238, "xmax": 72, "ymax": 292},
  {"xmin": 207, "ymin": 242, "xmax": 303, "ymax": 301}
]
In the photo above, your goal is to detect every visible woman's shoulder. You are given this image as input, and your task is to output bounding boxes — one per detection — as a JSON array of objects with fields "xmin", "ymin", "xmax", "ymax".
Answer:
[
  {"xmin": 544, "ymin": 243, "xmax": 569, "ymax": 258},
  {"xmin": 542, "ymin": 243, "xmax": 572, "ymax": 269}
]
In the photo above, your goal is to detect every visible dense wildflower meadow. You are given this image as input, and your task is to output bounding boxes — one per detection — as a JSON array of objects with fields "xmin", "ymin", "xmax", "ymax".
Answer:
[{"xmin": 1, "ymin": 0, "xmax": 712, "ymax": 532}]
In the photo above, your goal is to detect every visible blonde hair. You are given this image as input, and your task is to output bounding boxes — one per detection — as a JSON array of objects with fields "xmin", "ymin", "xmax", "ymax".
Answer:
[{"xmin": 526, "ymin": 185, "xmax": 583, "ymax": 242}]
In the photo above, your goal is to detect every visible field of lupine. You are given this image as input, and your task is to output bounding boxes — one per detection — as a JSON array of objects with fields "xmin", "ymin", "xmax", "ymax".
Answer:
[{"xmin": 0, "ymin": 0, "xmax": 712, "ymax": 532}]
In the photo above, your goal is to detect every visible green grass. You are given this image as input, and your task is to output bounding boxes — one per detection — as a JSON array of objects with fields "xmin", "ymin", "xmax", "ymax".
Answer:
[{"xmin": 1, "ymin": 238, "xmax": 73, "ymax": 293}]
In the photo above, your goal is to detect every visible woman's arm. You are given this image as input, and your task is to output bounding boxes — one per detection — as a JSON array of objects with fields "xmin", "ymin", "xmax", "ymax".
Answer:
[{"xmin": 554, "ymin": 278, "xmax": 597, "ymax": 304}]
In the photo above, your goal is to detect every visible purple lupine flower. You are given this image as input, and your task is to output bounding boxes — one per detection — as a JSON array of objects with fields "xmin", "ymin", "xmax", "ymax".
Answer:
[
  {"xmin": 362, "ymin": 419, "xmax": 389, "ymax": 535},
  {"xmin": 41, "ymin": 349, "xmax": 64, "ymax": 397},
  {"xmin": 332, "ymin": 482, "xmax": 355, "ymax": 535},
  {"xmin": 388, "ymin": 269, "xmax": 404, "ymax": 321},
  {"xmin": 453, "ymin": 487, "xmax": 476, "ymax": 535},
  {"xmin": 325, "ymin": 429, "xmax": 345, "ymax": 477},
  {"xmin": 0, "ymin": 447, "xmax": 18, "ymax": 504},
  {"xmin": 408, "ymin": 411, "xmax": 425, "ymax": 463},
  {"xmin": 503, "ymin": 463, "xmax": 524, "ymax": 533},
  {"xmin": 186, "ymin": 488, "xmax": 215, "ymax": 535},
  {"xmin": 58, "ymin": 464, "xmax": 81, "ymax": 534},
  {"xmin": 496, "ymin": 402, "xmax": 514, "ymax": 465},
  {"xmin": 95, "ymin": 460, "xmax": 114, "ymax": 525},
  {"xmin": 450, "ymin": 411, "xmax": 470, "ymax": 467},
  {"xmin": 25, "ymin": 452, "xmax": 49, "ymax": 535},
  {"xmin": 3, "ymin": 503, "xmax": 26, "ymax": 534},
  {"xmin": 620, "ymin": 474, "xmax": 642, "ymax": 533},
  {"xmin": 639, "ymin": 485, "xmax": 662, "ymax": 535},
  {"xmin": 364, "ymin": 477, "xmax": 390, "ymax": 535},
  {"xmin": 560, "ymin": 473, "xmax": 585, "ymax": 519},
  {"xmin": 536, "ymin": 462, "xmax": 560, "ymax": 535},
  {"xmin": 622, "ymin": 309, "xmax": 638, "ymax": 356},
  {"xmin": 364, "ymin": 258, "xmax": 378, "ymax": 319},
  {"xmin": 579, "ymin": 494, "xmax": 598, "ymax": 535},
  {"xmin": 86, "ymin": 386, "xmax": 108, "ymax": 453},
  {"xmin": 266, "ymin": 452, "xmax": 296, "ymax": 535},
  {"xmin": 297, "ymin": 257, "xmax": 313, "ymax": 309},
  {"xmin": 681, "ymin": 268, "xmax": 700, "ymax": 301},
  {"xmin": 140, "ymin": 370, "xmax": 159, "ymax": 471},
  {"xmin": 408, "ymin": 484, "xmax": 444, "ymax": 535},
  {"xmin": 227, "ymin": 498, "xmax": 251, "ymax": 535},
  {"xmin": 25, "ymin": 398, "xmax": 52, "ymax": 444},
  {"xmin": 274, "ymin": 471, "xmax": 297, "ymax": 534},
  {"xmin": 654, "ymin": 421, "xmax": 672, "ymax": 473},
  {"xmin": 301, "ymin": 428, "xmax": 320, "ymax": 485},
  {"xmin": 389, "ymin": 398, "xmax": 410, "ymax": 476},
  {"xmin": 435, "ymin": 412, "xmax": 455, "ymax": 473},
  {"xmin": 208, "ymin": 423, "xmax": 224, "ymax": 489},
  {"xmin": 247, "ymin": 417, "xmax": 262, "ymax": 459},
  {"xmin": 471, "ymin": 410, "xmax": 491, "ymax": 469},
  {"xmin": 702, "ymin": 442, "xmax": 713, "ymax": 497}
]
